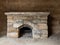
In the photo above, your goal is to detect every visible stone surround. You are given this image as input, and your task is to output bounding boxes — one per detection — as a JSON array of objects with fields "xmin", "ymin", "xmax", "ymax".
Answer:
[{"xmin": 5, "ymin": 12, "xmax": 49, "ymax": 39}]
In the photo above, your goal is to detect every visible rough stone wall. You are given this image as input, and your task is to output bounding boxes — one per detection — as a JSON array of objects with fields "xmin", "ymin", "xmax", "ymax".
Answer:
[
  {"xmin": 0, "ymin": 0, "xmax": 60, "ymax": 37},
  {"xmin": 6, "ymin": 12, "xmax": 48, "ymax": 39}
]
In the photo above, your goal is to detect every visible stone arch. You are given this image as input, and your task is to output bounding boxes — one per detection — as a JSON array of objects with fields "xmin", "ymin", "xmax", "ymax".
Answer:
[
  {"xmin": 18, "ymin": 24, "xmax": 33, "ymax": 30},
  {"xmin": 17, "ymin": 22, "xmax": 38, "ymax": 38},
  {"xmin": 18, "ymin": 24, "xmax": 33, "ymax": 38}
]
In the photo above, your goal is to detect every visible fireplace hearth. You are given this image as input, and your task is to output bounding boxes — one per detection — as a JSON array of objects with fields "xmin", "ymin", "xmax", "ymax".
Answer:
[{"xmin": 5, "ymin": 12, "xmax": 49, "ymax": 39}]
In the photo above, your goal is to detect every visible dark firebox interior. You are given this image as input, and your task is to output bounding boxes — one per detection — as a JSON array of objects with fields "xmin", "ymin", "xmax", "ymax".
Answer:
[{"xmin": 19, "ymin": 26, "xmax": 32, "ymax": 38}]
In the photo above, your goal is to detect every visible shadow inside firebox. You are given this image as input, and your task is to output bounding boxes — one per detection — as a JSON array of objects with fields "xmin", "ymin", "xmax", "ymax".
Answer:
[
  {"xmin": 48, "ymin": 15, "xmax": 53, "ymax": 37},
  {"xmin": 18, "ymin": 24, "xmax": 32, "ymax": 38}
]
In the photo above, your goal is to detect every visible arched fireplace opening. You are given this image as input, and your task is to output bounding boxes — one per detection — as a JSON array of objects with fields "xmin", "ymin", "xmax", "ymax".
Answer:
[{"xmin": 18, "ymin": 24, "xmax": 32, "ymax": 38}]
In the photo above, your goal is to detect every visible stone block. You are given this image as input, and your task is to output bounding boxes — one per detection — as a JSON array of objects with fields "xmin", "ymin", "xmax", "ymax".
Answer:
[
  {"xmin": 41, "ymin": 35, "xmax": 48, "ymax": 39},
  {"xmin": 7, "ymin": 22, "xmax": 13, "ymax": 27},
  {"xmin": 40, "ymin": 16, "xmax": 47, "ymax": 19},
  {"xmin": 42, "ymin": 30, "xmax": 48, "ymax": 35},
  {"xmin": 7, "ymin": 15, "xmax": 14, "ymax": 19},
  {"xmin": 7, "ymin": 18, "xmax": 14, "ymax": 23},
  {"xmin": 40, "ymin": 19, "xmax": 47, "ymax": 23},
  {"xmin": 13, "ymin": 22, "xmax": 23, "ymax": 28},
  {"xmin": 7, "ymin": 32, "xmax": 18, "ymax": 38},
  {"xmin": 14, "ymin": 15, "xmax": 29, "ymax": 20},
  {"xmin": 7, "ymin": 28, "xmax": 18, "ymax": 33},
  {"xmin": 32, "ymin": 19, "xmax": 40, "ymax": 24},
  {"xmin": 7, "ymin": 16, "xmax": 14, "ymax": 22},
  {"xmin": 37, "ymin": 23, "xmax": 48, "ymax": 30}
]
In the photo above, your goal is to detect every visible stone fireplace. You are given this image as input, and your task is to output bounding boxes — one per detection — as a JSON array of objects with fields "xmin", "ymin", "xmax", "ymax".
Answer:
[{"xmin": 5, "ymin": 12, "xmax": 49, "ymax": 39}]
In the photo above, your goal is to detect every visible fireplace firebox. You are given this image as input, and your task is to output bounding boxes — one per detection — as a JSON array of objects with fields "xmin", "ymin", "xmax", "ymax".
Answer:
[{"xmin": 18, "ymin": 24, "xmax": 32, "ymax": 38}]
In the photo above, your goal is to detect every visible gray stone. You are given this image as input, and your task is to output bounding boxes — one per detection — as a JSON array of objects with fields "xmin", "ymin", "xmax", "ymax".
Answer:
[{"xmin": 5, "ymin": 12, "xmax": 49, "ymax": 39}]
